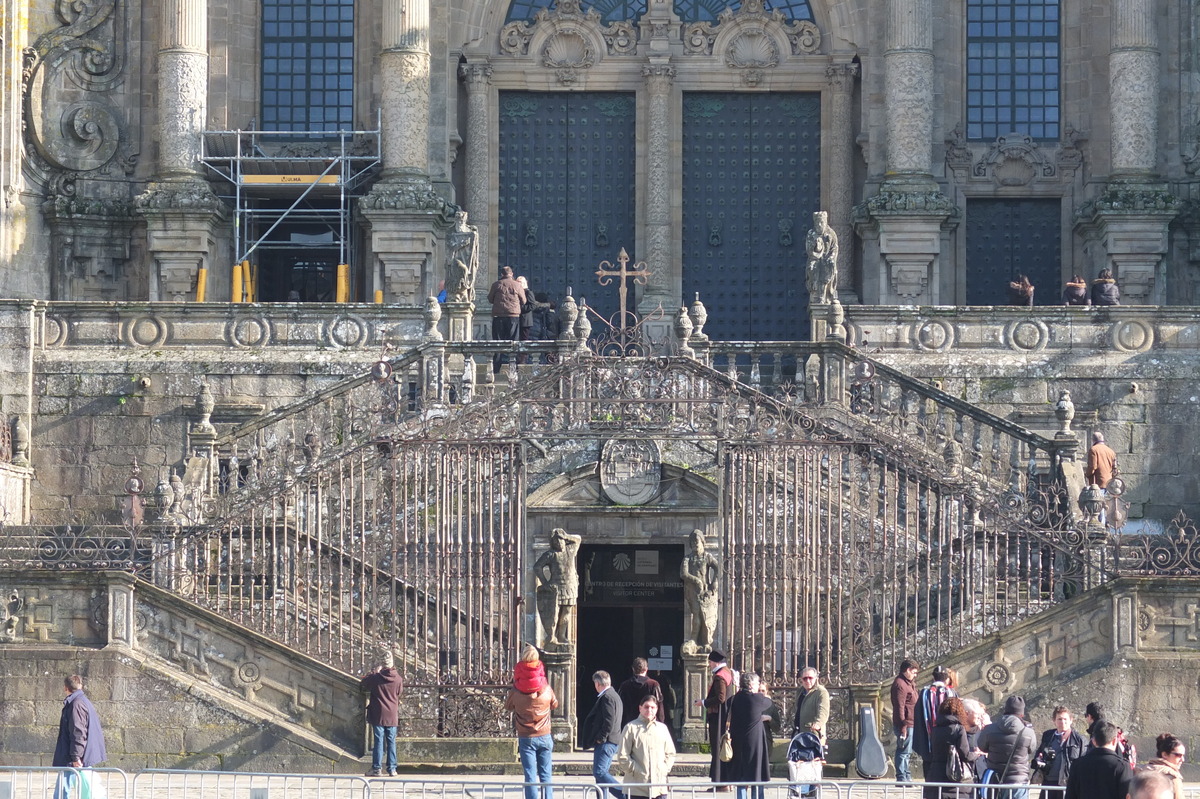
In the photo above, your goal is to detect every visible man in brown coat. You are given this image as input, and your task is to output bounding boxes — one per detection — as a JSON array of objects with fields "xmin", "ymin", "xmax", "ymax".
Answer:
[
  {"xmin": 1086, "ymin": 432, "xmax": 1117, "ymax": 488},
  {"xmin": 890, "ymin": 658, "xmax": 919, "ymax": 783},
  {"xmin": 487, "ymin": 265, "xmax": 525, "ymax": 372},
  {"xmin": 362, "ymin": 650, "xmax": 403, "ymax": 776}
]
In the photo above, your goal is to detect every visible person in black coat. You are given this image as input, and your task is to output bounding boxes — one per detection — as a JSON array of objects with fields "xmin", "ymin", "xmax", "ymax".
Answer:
[
  {"xmin": 1091, "ymin": 268, "xmax": 1121, "ymax": 306},
  {"xmin": 923, "ymin": 697, "xmax": 979, "ymax": 799},
  {"xmin": 583, "ymin": 670, "xmax": 625, "ymax": 799},
  {"xmin": 1065, "ymin": 721, "xmax": 1133, "ymax": 799},
  {"xmin": 1035, "ymin": 706, "xmax": 1086, "ymax": 797},
  {"xmin": 618, "ymin": 658, "xmax": 665, "ymax": 726},
  {"xmin": 727, "ymin": 672, "xmax": 773, "ymax": 799}
]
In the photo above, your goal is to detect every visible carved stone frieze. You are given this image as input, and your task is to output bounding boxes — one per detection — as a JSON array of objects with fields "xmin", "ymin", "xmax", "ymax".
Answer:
[
  {"xmin": 972, "ymin": 134, "xmax": 1056, "ymax": 187},
  {"xmin": 361, "ymin": 175, "xmax": 455, "ymax": 218},
  {"xmin": 683, "ymin": 0, "xmax": 820, "ymax": 59},
  {"xmin": 854, "ymin": 188, "xmax": 959, "ymax": 218},
  {"xmin": 134, "ymin": 180, "xmax": 224, "ymax": 215},
  {"xmin": 23, "ymin": 0, "xmax": 134, "ymax": 179}
]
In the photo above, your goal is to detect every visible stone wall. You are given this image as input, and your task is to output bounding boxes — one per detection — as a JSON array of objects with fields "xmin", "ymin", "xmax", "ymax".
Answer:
[
  {"xmin": 846, "ymin": 305, "xmax": 1200, "ymax": 521},
  {"xmin": 0, "ymin": 571, "xmax": 365, "ymax": 771},
  {"xmin": 861, "ymin": 577, "xmax": 1200, "ymax": 778}
]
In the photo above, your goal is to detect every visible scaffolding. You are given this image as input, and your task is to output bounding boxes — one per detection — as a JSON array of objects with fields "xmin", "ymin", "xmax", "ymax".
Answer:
[{"xmin": 200, "ymin": 118, "xmax": 381, "ymax": 299}]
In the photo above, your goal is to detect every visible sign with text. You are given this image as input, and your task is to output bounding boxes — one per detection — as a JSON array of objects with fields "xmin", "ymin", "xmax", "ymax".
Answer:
[{"xmin": 580, "ymin": 544, "xmax": 684, "ymax": 606}]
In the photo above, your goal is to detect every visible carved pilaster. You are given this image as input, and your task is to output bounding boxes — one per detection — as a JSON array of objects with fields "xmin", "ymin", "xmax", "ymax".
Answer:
[
  {"xmin": 461, "ymin": 61, "xmax": 493, "ymax": 302},
  {"xmin": 853, "ymin": 189, "xmax": 959, "ymax": 304},
  {"xmin": 827, "ymin": 63, "xmax": 860, "ymax": 301},
  {"xmin": 135, "ymin": 182, "xmax": 226, "ymax": 301},
  {"xmin": 360, "ymin": 176, "xmax": 455, "ymax": 305},
  {"xmin": 1109, "ymin": 0, "xmax": 1157, "ymax": 177},
  {"xmin": 643, "ymin": 62, "xmax": 676, "ymax": 329},
  {"xmin": 1075, "ymin": 186, "xmax": 1182, "ymax": 303},
  {"xmin": 884, "ymin": 0, "xmax": 934, "ymax": 177}
]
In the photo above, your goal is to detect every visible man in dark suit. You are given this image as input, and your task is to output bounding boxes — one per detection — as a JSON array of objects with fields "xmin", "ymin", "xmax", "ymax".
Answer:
[
  {"xmin": 1065, "ymin": 721, "xmax": 1133, "ymax": 799},
  {"xmin": 582, "ymin": 670, "xmax": 624, "ymax": 799},
  {"xmin": 618, "ymin": 657, "xmax": 664, "ymax": 726}
]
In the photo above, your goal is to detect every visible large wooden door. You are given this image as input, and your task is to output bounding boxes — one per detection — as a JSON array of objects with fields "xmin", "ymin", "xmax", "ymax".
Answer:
[{"xmin": 966, "ymin": 199, "xmax": 1061, "ymax": 305}]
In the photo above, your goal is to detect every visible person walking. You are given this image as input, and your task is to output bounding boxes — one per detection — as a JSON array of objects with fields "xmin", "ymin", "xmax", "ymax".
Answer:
[
  {"xmin": 361, "ymin": 650, "xmax": 403, "ymax": 777},
  {"xmin": 890, "ymin": 658, "xmax": 919, "ymax": 783},
  {"xmin": 1065, "ymin": 721, "xmax": 1133, "ymax": 799},
  {"xmin": 488, "ymin": 266, "xmax": 525, "ymax": 371},
  {"xmin": 1140, "ymin": 733, "xmax": 1185, "ymax": 799},
  {"xmin": 618, "ymin": 658, "xmax": 665, "ymax": 727},
  {"xmin": 701, "ymin": 650, "xmax": 736, "ymax": 791},
  {"xmin": 53, "ymin": 674, "xmax": 107, "ymax": 799},
  {"xmin": 923, "ymin": 696, "xmax": 979, "ymax": 799},
  {"xmin": 726, "ymin": 672, "xmax": 773, "ymax": 799},
  {"xmin": 1091, "ymin": 268, "xmax": 1120, "ymax": 305},
  {"xmin": 1034, "ymin": 706, "xmax": 1085, "ymax": 798},
  {"xmin": 505, "ymin": 673, "xmax": 559, "ymax": 799},
  {"xmin": 617, "ymin": 696, "xmax": 676, "ymax": 799},
  {"xmin": 582, "ymin": 670, "xmax": 624, "ymax": 799},
  {"xmin": 978, "ymin": 695, "xmax": 1037, "ymax": 799}
]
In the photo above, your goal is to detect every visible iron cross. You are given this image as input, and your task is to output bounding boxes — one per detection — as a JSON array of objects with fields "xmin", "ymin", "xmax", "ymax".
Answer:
[{"xmin": 595, "ymin": 248, "xmax": 651, "ymax": 330}]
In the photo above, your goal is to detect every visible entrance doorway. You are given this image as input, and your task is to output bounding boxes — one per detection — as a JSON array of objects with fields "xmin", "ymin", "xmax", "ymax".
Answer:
[{"xmin": 576, "ymin": 544, "xmax": 684, "ymax": 744}]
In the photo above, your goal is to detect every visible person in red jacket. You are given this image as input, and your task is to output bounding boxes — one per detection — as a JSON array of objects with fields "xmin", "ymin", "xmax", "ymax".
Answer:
[
  {"xmin": 890, "ymin": 659, "xmax": 919, "ymax": 783},
  {"xmin": 362, "ymin": 650, "xmax": 404, "ymax": 776}
]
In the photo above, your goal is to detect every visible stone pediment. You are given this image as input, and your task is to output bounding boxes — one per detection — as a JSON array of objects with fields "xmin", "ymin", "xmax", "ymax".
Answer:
[
  {"xmin": 683, "ymin": 0, "xmax": 821, "ymax": 61},
  {"xmin": 526, "ymin": 461, "xmax": 719, "ymax": 509},
  {"xmin": 498, "ymin": 0, "xmax": 638, "ymax": 76}
]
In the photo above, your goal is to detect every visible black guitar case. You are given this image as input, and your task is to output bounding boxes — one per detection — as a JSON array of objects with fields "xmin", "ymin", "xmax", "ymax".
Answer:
[{"xmin": 854, "ymin": 705, "xmax": 889, "ymax": 779}]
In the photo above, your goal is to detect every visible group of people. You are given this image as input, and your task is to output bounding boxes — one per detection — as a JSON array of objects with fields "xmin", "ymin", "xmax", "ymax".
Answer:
[
  {"xmin": 1007, "ymin": 269, "xmax": 1122, "ymax": 306},
  {"xmin": 487, "ymin": 266, "xmax": 561, "ymax": 371},
  {"xmin": 892, "ymin": 661, "xmax": 1183, "ymax": 799},
  {"xmin": 703, "ymin": 651, "xmax": 829, "ymax": 799}
]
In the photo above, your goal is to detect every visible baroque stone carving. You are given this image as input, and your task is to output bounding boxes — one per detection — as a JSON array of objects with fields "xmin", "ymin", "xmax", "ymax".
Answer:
[
  {"xmin": 725, "ymin": 29, "xmax": 779, "ymax": 69},
  {"xmin": 972, "ymin": 134, "xmax": 1056, "ymax": 186},
  {"xmin": 446, "ymin": 210, "xmax": 479, "ymax": 303},
  {"xmin": 885, "ymin": 51, "xmax": 935, "ymax": 174},
  {"xmin": 854, "ymin": 188, "xmax": 958, "ymax": 217},
  {"xmin": 499, "ymin": 20, "xmax": 534, "ymax": 55},
  {"xmin": 683, "ymin": 0, "xmax": 819, "ymax": 58},
  {"xmin": 361, "ymin": 176, "xmax": 455, "ymax": 218},
  {"xmin": 805, "ymin": 211, "xmax": 839, "ymax": 305},
  {"xmin": 134, "ymin": 181, "xmax": 224, "ymax": 214},
  {"xmin": 23, "ymin": 0, "xmax": 132, "ymax": 176},
  {"xmin": 601, "ymin": 21, "xmax": 638, "ymax": 55},
  {"xmin": 534, "ymin": 528, "xmax": 582, "ymax": 649},
  {"xmin": 680, "ymin": 530, "xmax": 719, "ymax": 654},
  {"xmin": 542, "ymin": 31, "xmax": 594, "ymax": 70},
  {"xmin": 599, "ymin": 438, "xmax": 661, "ymax": 505}
]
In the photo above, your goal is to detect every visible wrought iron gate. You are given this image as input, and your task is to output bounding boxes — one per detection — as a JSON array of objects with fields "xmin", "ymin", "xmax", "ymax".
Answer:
[{"xmin": 682, "ymin": 92, "xmax": 822, "ymax": 340}]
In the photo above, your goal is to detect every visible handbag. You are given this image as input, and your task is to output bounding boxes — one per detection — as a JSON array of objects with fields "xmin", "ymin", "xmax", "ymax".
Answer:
[
  {"xmin": 946, "ymin": 742, "xmax": 972, "ymax": 783},
  {"xmin": 719, "ymin": 730, "xmax": 733, "ymax": 762}
]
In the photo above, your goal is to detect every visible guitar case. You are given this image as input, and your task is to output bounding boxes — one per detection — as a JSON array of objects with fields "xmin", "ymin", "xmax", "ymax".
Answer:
[{"xmin": 854, "ymin": 705, "xmax": 889, "ymax": 779}]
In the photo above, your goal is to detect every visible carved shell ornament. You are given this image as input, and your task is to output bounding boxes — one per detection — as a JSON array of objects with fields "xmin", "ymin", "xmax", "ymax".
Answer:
[
  {"xmin": 542, "ymin": 30, "xmax": 595, "ymax": 70},
  {"xmin": 725, "ymin": 28, "xmax": 779, "ymax": 70}
]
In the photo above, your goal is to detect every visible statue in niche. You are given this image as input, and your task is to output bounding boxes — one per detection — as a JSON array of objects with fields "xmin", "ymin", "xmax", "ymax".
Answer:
[
  {"xmin": 445, "ymin": 210, "xmax": 479, "ymax": 303},
  {"xmin": 534, "ymin": 528, "xmax": 582, "ymax": 649},
  {"xmin": 680, "ymin": 530, "xmax": 720, "ymax": 654},
  {"xmin": 805, "ymin": 210, "xmax": 839, "ymax": 305}
]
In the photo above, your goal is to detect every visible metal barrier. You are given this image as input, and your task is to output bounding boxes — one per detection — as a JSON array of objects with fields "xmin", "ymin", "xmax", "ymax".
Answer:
[
  {"xmin": 839, "ymin": 781, "xmax": 1066, "ymax": 798},
  {"xmin": 0, "ymin": 767, "xmax": 129, "ymax": 799},
  {"xmin": 132, "ymin": 770, "xmax": 371, "ymax": 799},
  {"xmin": 364, "ymin": 779, "xmax": 605, "ymax": 799}
]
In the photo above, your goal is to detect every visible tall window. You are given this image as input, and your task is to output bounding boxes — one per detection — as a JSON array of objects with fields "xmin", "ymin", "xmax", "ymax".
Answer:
[
  {"xmin": 966, "ymin": 0, "xmax": 1060, "ymax": 141},
  {"xmin": 261, "ymin": 0, "xmax": 354, "ymax": 133},
  {"xmin": 505, "ymin": 0, "xmax": 812, "ymax": 24}
]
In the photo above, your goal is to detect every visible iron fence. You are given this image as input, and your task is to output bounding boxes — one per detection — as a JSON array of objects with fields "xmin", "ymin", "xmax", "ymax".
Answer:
[{"xmin": 0, "ymin": 767, "xmax": 130, "ymax": 799}]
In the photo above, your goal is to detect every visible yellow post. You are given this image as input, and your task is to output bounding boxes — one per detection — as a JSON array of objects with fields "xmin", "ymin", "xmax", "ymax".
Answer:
[
  {"xmin": 231, "ymin": 262, "xmax": 243, "ymax": 303},
  {"xmin": 195, "ymin": 268, "xmax": 208, "ymax": 302},
  {"xmin": 241, "ymin": 261, "xmax": 252, "ymax": 302},
  {"xmin": 336, "ymin": 263, "xmax": 349, "ymax": 302},
  {"xmin": 374, "ymin": 289, "xmax": 384, "ymax": 304}
]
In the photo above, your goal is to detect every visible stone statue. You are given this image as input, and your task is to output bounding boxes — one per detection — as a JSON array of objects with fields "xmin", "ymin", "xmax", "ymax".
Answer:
[
  {"xmin": 805, "ymin": 210, "xmax": 839, "ymax": 305},
  {"xmin": 534, "ymin": 527, "xmax": 582, "ymax": 648},
  {"xmin": 445, "ymin": 210, "xmax": 479, "ymax": 303},
  {"xmin": 680, "ymin": 529, "xmax": 719, "ymax": 654}
]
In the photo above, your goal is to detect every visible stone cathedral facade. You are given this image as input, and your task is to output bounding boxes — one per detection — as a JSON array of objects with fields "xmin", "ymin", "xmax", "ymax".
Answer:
[
  {"xmin": 4, "ymin": 0, "xmax": 1200, "ymax": 771},
  {"xmin": 1, "ymin": 0, "xmax": 1198, "ymax": 312}
]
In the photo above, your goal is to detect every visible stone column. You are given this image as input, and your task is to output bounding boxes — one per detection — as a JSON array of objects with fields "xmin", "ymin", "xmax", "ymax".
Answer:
[
  {"xmin": 1110, "ymin": 0, "xmax": 1158, "ymax": 178},
  {"xmin": 461, "ymin": 61, "xmax": 493, "ymax": 306},
  {"xmin": 681, "ymin": 652, "xmax": 711, "ymax": 748},
  {"xmin": 642, "ymin": 62, "xmax": 676, "ymax": 345},
  {"xmin": 543, "ymin": 649, "xmax": 577, "ymax": 749},
  {"xmin": 1075, "ymin": 0, "xmax": 1179, "ymax": 304},
  {"xmin": 136, "ymin": 0, "xmax": 225, "ymax": 301},
  {"xmin": 826, "ymin": 63, "xmax": 860, "ymax": 303},
  {"xmin": 852, "ymin": 0, "xmax": 957, "ymax": 305},
  {"xmin": 361, "ymin": 0, "xmax": 454, "ymax": 306},
  {"xmin": 107, "ymin": 576, "xmax": 137, "ymax": 650}
]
